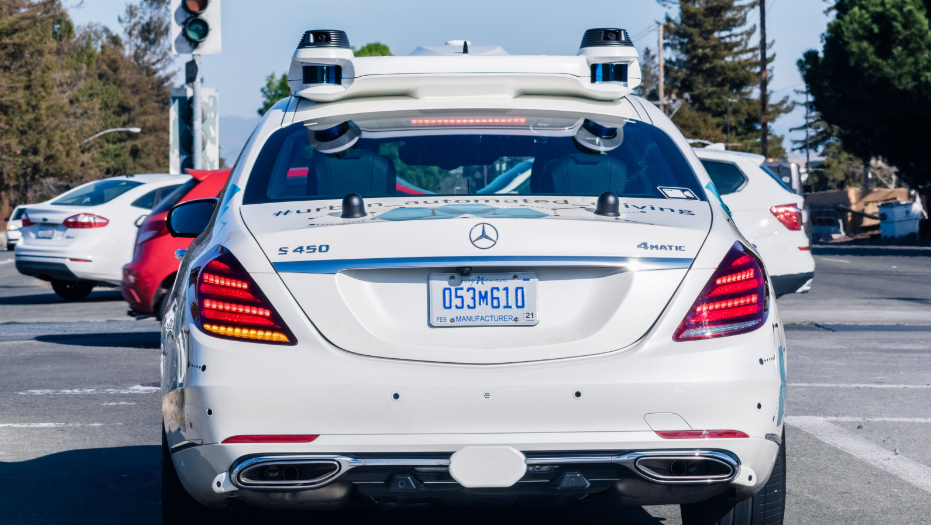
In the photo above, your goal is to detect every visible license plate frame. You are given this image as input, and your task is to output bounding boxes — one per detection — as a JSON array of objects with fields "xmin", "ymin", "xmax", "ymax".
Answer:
[
  {"xmin": 429, "ymin": 272, "xmax": 539, "ymax": 327},
  {"xmin": 37, "ymin": 225, "xmax": 55, "ymax": 239}
]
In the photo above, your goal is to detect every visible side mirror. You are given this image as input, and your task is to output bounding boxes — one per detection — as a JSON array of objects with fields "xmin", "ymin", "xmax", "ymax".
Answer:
[{"xmin": 166, "ymin": 198, "xmax": 218, "ymax": 238}]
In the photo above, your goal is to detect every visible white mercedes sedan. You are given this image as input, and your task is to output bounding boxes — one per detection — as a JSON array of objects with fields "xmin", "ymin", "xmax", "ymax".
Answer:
[{"xmin": 160, "ymin": 29, "xmax": 787, "ymax": 525}]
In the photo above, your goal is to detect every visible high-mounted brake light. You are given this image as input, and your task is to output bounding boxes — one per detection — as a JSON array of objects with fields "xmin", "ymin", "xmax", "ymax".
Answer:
[
  {"xmin": 63, "ymin": 213, "xmax": 109, "ymax": 229},
  {"xmin": 770, "ymin": 204, "xmax": 802, "ymax": 231},
  {"xmin": 410, "ymin": 118, "xmax": 527, "ymax": 126},
  {"xmin": 195, "ymin": 249, "xmax": 296, "ymax": 345},
  {"xmin": 222, "ymin": 434, "xmax": 319, "ymax": 444},
  {"xmin": 656, "ymin": 430, "xmax": 749, "ymax": 439},
  {"xmin": 674, "ymin": 243, "xmax": 768, "ymax": 341}
]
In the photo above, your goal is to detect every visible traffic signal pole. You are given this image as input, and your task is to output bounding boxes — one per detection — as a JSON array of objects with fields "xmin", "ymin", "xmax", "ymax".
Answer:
[{"xmin": 192, "ymin": 54, "xmax": 203, "ymax": 170}]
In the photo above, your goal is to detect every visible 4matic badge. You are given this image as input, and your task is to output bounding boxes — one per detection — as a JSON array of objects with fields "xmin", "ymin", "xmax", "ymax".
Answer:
[{"xmin": 637, "ymin": 242, "xmax": 686, "ymax": 251}]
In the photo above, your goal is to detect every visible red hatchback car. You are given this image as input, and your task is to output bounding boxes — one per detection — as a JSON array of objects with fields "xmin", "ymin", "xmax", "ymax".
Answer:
[{"xmin": 122, "ymin": 169, "xmax": 230, "ymax": 318}]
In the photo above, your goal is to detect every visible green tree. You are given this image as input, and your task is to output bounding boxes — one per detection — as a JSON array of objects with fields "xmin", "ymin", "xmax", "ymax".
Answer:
[
  {"xmin": 661, "ymin": 0, "xmax": 792, "ymax": 156},
  {"xmin": 354, "ymin": 42, "xmax": 391, "ymax": 57},
  {"xmin": 799, "ymin": 0, "xmax": 931, "ymax": 190},
  {"xmin": 635, "ymin": 47, "xmax": 659, "ymax": 101},
  {"xmin": 258, "ymin": 43, "xmax": 393, "ymax": 116},
  {"xmin": 257, "ymin": 72, "xmax": 288, "ymax": 116}
]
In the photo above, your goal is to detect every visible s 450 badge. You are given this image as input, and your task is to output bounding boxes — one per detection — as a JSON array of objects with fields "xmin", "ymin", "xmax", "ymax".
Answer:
[{"xmin": 278, "ymin": 245, "xmax": 330, "ymax": 255}]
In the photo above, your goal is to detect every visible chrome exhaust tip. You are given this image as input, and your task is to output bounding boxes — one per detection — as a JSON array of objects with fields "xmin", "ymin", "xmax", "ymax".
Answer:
[
  {"xmin": 236, "ymin": 459, "xmax": 341, "ymax": 489},
  {"xmin": 634, "ymin": 455, "xmax": 736, "ymax": 483}
]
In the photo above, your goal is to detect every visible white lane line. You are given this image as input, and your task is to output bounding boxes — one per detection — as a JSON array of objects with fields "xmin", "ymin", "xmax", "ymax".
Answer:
[
  {"xmin": 790, "ymin": 383, "xmax": 931, "ymax": 389},
  {"xmin": 0, "ymin": 259, "xmax": 13, "ymax": 265},
  {"xmin": 0, "ymin": 423, "xmax": 110, "ymax": 428},
  {"xmin": 17, "ymin": 385, "xmax": 159, "ymax": 395},
  {"xmin": 787, "ymin": 416, "xmax": 931, "ymax": 494},
  {"xmin": 818, "ymin": 257, "xmax": 850, "ymax": 263},
  {"xmin": 823, "ymin": 417, "xmax": 931, "ymax": 423}
]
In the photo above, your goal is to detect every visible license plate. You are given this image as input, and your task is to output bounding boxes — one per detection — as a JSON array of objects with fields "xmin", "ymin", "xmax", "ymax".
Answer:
[
  {"xmin": 37, "ymin": 225, "xmax": 55, "ymax": 239},
  {"xmin": 429, "ymin": 272, "xmax": 539, "ymax": 327}
]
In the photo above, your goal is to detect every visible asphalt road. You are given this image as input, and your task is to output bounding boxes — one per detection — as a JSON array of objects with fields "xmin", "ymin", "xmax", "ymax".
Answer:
[{"xmin": 1, "ymin": 244, "xmax": 930, "ymax": 524}]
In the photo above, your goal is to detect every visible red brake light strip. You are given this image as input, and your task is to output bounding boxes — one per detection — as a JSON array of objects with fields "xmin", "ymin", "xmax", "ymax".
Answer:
[{"xmin": 656, "ymin": 430, "xmax": 749, "ymax": 439}]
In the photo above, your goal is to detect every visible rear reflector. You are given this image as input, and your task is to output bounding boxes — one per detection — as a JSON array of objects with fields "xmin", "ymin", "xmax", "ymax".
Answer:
[
  {"xmin": 674, "ymin": 242, "xmax": 768, "ymax": 341},
  {"xmin": 222, "ymin": 434, "xmax": 319, "ymax": 444},
  {"xmin": 69, "ymin": 258, "xmax": 91, "ymax": 262},
  {"xmin": 656, "ymin": 430, "xmax": 749, "ymax": 439},
  {"xmin": 799, "ymin": 246, "xmax": 810, "ymax": 251},
  {"xmin": 194, "ymin": 248, "xmax": 296, "ymax": 345},
  {"xmin": 770, "ymin": 204, "xmax": 802, "ymax": 231}
]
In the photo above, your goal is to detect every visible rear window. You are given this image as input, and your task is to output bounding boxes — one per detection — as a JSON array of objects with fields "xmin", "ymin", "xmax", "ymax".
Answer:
[
  {"xmin": 699, "ymin": 160, "xmax": 747, "ymax": 195},
  {"xmin": 243, "ymin": 114, "xmax": 705, "ymax": 204},
  {"xmin": 152, "ymin": 178, "xmax": 200, "ymax": 214},
  {"xmin": 11, "ymin": 208, "xmax": 26, "ymax": 220},
  {"xmin": 131, "ymin": 184, "xmax": 184, "ymax": 210},
  {"xmin": 52, "ymin": 179, "xmax": 143, "ymax": 206},
  {"xmin": 760, "ymin": 165, "xmax": 796, "ymax": 194}
]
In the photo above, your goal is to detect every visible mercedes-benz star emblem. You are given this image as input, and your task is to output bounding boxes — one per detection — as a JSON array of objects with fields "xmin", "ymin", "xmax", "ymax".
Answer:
[{"xmin": 469, "ymin": 223, "xmax": 498, "ymax": 249}]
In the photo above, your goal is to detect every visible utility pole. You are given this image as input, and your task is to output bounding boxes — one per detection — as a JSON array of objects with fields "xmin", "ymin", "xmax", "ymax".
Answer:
[
  {"xmin": 760, "ymin": 0, "xmax": 769, "ymax": 158},
  {"xmin": 192, "ymin": 54, "xmax": 203, "ymax": 169},
  {"xmin": 804, "ymin": 90, "xmax": 811, "ymax": 193},
  {"xmin": 658, "ymin": 22, "xmax": 665, "ymax": 113}
]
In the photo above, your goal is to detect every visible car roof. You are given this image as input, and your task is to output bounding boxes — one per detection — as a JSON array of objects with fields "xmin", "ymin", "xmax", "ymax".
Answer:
[{"xmin": 692, "ymin": 147, "xmax": 766, "ymax": 165}]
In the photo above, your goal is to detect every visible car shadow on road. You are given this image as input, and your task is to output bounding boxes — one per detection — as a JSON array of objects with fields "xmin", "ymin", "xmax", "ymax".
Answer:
[
  {"xmin": 0, "ymin": 446, "xmax": 671, "ymax": 525},
  {"xmin": 34, "ymin": 331, "xmax": 160, "ymax": 349},
  {"xmin": 0, "ymin": 289, "xmax": 125, "ymax": 306},
  {"xmin": 0, "ymin": 446, "xmax": 161, "ymax": 524}
]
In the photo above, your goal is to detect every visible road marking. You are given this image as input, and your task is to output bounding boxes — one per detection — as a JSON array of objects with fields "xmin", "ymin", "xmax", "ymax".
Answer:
[
  {"xmin": 790, "ymin": 383, "xmax": 931, "ymax": 389},
  {"xmin": 818, "ymin": 257, "xmax": 850, "ymax": 263},
  {"xmin": 822, "ymin": 417, "xmax": 931, "ymax": 423},
  {"xmin": 787, "ymin": 416, "xmax": 931, "ymax": 494},
  {"xmin": 0, "ymin": 259, "xmax": 13, "ymax": 265},
  {"xmin": 0, "ymin": 423, "xmax": 109, "ymax": 428},
  {"xmin": 18, "ymin": 385, "xmax": 159, "ymax": 395},
  {"xmin": 102, "ymin": 402, "xmax": 136, "ymax": 406}
]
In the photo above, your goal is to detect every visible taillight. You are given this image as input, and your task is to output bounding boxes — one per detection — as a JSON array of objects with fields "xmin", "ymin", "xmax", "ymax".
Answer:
[
  {"xmin": 770, "ymin": 204, "xmax": 801, "ymax": 231},
  {"xmin": 674, "ymin": 243, "xmax": 768, "ymax": 341},
  {"xmin": 63, "ymin": 213, "xmax": 109, "ymax": 229},
  {"xmin": 195, "ymin": 249, "xmax": 295, "ymax": 345},
  {"xmin": 21, "ymin": 212, "xmax": 34, "ymax": 227}
]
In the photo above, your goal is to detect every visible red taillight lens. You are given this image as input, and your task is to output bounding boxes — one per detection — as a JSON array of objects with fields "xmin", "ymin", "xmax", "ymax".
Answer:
[
  {"xmin": 195, "ymin": 249, "xmax": 296, "ymax": 345},
  {"xmin": 21, "ymin": 212, "xmax": 34, "ymax": 227},
  {"xmin": 674, "ymin": 243, "xmax": 768, "ymax": 341},
  {"xmin": 656, "ymin": 430, "xmax": 749, "ymax": 439},
  {"xmin": 770, "ymin": 204, "xmax": 801, "ymax": 231},
  {"xmin": 63, "ymin": 213, "xmax": 109, "ymax": 229},
  {"xmin": 222, "ymin": 435, "xmax": 318, "ymax": 444}
]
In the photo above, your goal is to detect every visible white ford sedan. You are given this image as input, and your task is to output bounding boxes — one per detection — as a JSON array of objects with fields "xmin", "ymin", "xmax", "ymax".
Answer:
[
  {"xmin": 160, "ymin": 29, "xmax": 787, "ymax": 525},
  {"xmin": 14, "ymin": 174, "xmax": 188, "ymax": 299}
]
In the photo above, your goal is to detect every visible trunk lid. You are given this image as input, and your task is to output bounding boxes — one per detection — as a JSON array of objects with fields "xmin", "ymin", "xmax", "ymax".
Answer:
[{"xmin": 242, "ymin": 196, "xmax": 711, "ymax": 364}]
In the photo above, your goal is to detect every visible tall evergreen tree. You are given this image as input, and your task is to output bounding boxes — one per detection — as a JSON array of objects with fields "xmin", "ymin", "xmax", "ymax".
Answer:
[{"xmin": 660, "ymin": 0, "xmax": 791, "ymax": 157}]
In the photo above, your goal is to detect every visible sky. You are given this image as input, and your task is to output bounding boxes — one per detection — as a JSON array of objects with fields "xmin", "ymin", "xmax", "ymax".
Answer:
[{"xmin": 68, "ymin": 0, "xmax": 830, "ymax": 160}]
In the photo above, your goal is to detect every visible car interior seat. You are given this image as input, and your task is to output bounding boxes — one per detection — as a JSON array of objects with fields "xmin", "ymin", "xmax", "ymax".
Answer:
[
  {"xmin": 310, "ymin": 148, "xmax": 397, "ymax": 196},
  {"xmin": 531, "ymin": 152, "xmax": 629, "ymax": 195}
]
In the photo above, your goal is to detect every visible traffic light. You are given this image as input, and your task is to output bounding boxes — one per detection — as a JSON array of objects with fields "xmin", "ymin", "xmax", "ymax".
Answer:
[{"xmin": 170, "ymin": 0, "xmax": 221, "ymax": 55}]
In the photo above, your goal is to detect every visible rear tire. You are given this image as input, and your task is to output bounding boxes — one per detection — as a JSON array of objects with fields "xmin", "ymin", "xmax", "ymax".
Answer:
[
  {"xmin": 6, "ymin": 243, "xmax": 14, "ymax": 251},
  {"xmin": 162, "ymin": 426, "xmax": 255, "ymax": 524},
  {"xmin": 680, "ymin": 430, "xmax": 786, "ymax": 525},
  {"xmin": 51, "ymin": 280, "xmax": 94, "ymax": 301}
]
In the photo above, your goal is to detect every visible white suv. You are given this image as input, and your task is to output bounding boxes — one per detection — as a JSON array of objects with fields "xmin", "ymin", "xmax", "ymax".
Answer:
[
  {"xmin": 160, "ymin": 29, "xmax": 787, "ymax": 525},
  {"xmin": 694, "ymin": 147, "xmax": 815, "ymax": 296}
]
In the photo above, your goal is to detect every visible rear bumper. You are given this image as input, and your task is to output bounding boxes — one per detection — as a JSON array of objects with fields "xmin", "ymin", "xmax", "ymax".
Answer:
[
  {"xmin": 771, "ymin": 271, "xmax": 814, "ymax": 296},
  {"xmin": 15, "ymin": 259, "xmax": 80, "ymax": 282}
]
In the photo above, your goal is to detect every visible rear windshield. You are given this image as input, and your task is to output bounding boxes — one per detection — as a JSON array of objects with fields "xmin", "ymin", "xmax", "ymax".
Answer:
[
  {"xmin": 700, "ymin": 160, "xmax": 747, "ymax": 195},
  {"xmin": 760, "ymin": 165, "xmax": 796, "ymax": 194},
  {"xmin": 131, "ymin": 184, "xmax": 184, "ymax": 210},
  {"xmin": 243, "ymin": 114, "xmax": 704, "ymax": 204},
  {"xmin": 52, "ymin": 179, "xmax": 143, "ymax": 206},
  {"xmin": 11, "ymin": 208, "xmax": 26, "ymax": 220},
  {"xmin": 152, "ymin": 178, "xmax": 200, "ymax": 214}
]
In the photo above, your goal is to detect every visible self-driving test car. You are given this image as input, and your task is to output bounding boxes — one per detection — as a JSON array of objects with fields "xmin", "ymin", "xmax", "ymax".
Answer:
[
  {"xmin": 161, "ymin": 29, "xmax": 787, "ymax": 525},
  {"xmin": 694, "ymin": 147, "xmax": 815, "ymax": 296}
]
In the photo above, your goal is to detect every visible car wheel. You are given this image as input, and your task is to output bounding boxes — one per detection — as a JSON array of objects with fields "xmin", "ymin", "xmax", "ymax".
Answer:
[
  {"xmin": 680, "ymin": 429, "xmax": 786, "ymax": 525},
  {"xmin": 6, "ymin": 243, "xmax": 14, "ymax": 251},
  {"xmin": 50, "ymin": 280, "xmax": 94, "ymax": 301},
  {"xmin": 162, "ymin": 425, "xmax": 256, "ymax": 524}
]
